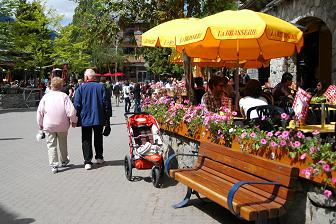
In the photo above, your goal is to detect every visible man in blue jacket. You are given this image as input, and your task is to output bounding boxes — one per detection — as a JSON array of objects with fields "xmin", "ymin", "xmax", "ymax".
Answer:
[{"xmin": 73, "ymin": 68, "xmax": 112, "ymax": 170}]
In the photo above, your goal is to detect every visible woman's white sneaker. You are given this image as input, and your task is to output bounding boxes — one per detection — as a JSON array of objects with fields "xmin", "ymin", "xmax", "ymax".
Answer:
[
  {"xmin": 84, "ymin": 164, "xmax": 92, "ymax": 170},
  {"xmin": 51, "ymin": 167, "xmax": 58, "ymax": 174}
]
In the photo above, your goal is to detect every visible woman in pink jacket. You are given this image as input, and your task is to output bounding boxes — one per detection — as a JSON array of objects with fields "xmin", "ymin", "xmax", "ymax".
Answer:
[{"xmin": 37, "ymin": 77, "xmax": 78, "ymax": 174}]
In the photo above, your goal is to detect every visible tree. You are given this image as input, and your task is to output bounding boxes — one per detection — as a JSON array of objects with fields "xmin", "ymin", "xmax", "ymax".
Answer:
[
  {"xmin": 51, "ymin": 25, "xmax": 91, "ymax": 76},
  {"xmin": 0, "ymin": 0, "xmax": 18, "ymax": 64},
  {"xmin": 10, "ymin": 0, "xmax": 53, "ymax": 71}
]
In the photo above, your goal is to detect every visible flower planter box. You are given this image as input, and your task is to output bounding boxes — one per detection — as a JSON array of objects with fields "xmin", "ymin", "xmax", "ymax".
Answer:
[{"xmin": 159, "ymin": 121, "xmax": 336, "ymax": 188}]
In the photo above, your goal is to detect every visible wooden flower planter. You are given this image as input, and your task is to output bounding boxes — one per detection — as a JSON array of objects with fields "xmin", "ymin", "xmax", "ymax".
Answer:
[{"xmin": 159, "ymin": 121, "xmax": 336, "ymax": 188}]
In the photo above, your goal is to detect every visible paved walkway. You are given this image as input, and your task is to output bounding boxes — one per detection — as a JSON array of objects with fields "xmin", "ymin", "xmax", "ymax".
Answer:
[{"xmin": 0, "ymin": 100, "xmax": 248, "ymax": 224}]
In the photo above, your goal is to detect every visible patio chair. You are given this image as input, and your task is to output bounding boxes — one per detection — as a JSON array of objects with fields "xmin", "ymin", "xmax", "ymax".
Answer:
[
  {"xmin": 325, "ymin": 104, "xmax": 336, "ymax": 140},
  {"xmin": 245, "ymin": 105, "xmax": 285, "ymax": 131}
]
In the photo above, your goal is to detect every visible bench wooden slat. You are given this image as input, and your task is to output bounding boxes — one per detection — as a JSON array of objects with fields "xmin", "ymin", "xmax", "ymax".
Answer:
[
  {"xmin": 194, "ymin": 169, "xmax": 286, "ymax": 217},
  {"xmin": 174, "ymin": 170, "xmax": 286, "ymax": 221},
  {"xmin": 199, "ymin": 144, "xmax": 296, "ymax": 187},
  {"xmin": 202, "ymin": 159, "xmax": 294, "ymax": 200},
  {"xmin": 175, "ymin": 171, "xmax": 262, "ymax": 220},
  {"xmin": 200, "ymin": 141, "xmax": 299, "ymax": 178}
]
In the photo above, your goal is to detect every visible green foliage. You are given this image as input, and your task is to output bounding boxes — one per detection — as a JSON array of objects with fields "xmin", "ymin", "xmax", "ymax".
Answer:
[
  {"xmin": 143, "ymin": 47, "xmax": 183, "ymax": 77},
  {"xmin": 10, "ymin": 0, "xmax": 53, "ymax": 70},
  {"xmin": 200, "ymin": 0, "xmax": 238, "ymax": 17},
  {"xmin": 51, "ymin": 25, "xmax": 91, "ymax": 76}
]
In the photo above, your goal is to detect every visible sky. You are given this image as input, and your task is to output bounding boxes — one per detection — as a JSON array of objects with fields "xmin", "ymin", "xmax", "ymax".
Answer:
[
  {"xmin": 27, "ymin": 0, "xmax": 77, "ymax": 26},
  {"xmin": 44, "ymin": 0, "xmax": 77, "ymax": 26}
]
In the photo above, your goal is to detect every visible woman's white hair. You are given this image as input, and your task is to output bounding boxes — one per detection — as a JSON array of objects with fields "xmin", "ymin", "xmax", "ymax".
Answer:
[{"xmin": 84, "ymin": 68, "xmax": 96, "ymax": 78}]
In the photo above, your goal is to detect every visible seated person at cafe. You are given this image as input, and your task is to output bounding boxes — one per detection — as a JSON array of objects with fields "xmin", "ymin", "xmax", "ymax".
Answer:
[
  {"xmin": 193, "ymin": 77, "xmax": 205, "ymax": 106},
  {"xmin": 314, "ymin": 80, "xmax": 329, "ymax": 97},
  {"xmin": 223, "ymin": 76, "xmax": 235, "ymax": 99},
  {"xmin": 201, "ymin": 75, "xmax": 231, "ymax": 113},
  {"xmin": 272, "ymin": 72, "xmax": 294, "ymax": 107},
  {"xmin": 239, "ymin": 79, "xmax": 268, "ymax": 119}
]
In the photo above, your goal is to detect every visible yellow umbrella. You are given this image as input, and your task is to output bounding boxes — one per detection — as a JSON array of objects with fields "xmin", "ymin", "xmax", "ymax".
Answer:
[
  {"xmin": 169, "ymin": 51, "xmax": 270, "ymax": 68},
  {"xmin": 141, "ymin": 18, "xmax": 201, "ymax": 48},
  {"xmin": 175, "ymin": 9, "xmax": 303, "ymax": 61}
]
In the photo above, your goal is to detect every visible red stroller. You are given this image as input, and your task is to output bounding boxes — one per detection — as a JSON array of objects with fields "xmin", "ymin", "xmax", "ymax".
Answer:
[{"xmin": 124, "ymin": 112, "xmax": 164, "ymax": 188}]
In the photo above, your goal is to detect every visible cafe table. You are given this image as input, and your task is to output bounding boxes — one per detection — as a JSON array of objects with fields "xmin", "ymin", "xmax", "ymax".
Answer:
[{"xmin": 296, "ymin": 122, "xmax": 335, "ymax": 134}]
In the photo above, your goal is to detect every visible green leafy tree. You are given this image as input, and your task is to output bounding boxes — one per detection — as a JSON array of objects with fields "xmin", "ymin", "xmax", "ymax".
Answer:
[
  {"xmin": 10, "ymin": 0, "xmax": 53, "ymax": 71},
  {"xmin": 0, "ymin": 0, "xmax": 18, "ymax": 64},
  {"xmin": 72, "ymin": 0, "xmax": 125, "ymax": 73},
  {"xmin": 51, "ymin": 24, "xmax": 91, "ymax": 76}
]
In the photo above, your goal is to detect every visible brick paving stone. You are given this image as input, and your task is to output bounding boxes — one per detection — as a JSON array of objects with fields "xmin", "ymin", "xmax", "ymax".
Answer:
[{"xmin": 0, "ymin": 101, "xmax": 248, "ymax": 224}]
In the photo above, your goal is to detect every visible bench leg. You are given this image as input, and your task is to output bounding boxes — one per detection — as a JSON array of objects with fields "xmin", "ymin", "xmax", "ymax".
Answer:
[{"xmin": 172, "ymin": 187, "xmax": 192, "ymax": 209}]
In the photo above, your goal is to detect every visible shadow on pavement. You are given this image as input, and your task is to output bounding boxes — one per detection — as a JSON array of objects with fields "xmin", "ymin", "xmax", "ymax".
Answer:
[
  {"xmin": 110, "ymin": 122, "xmax": 126, "ymax": 126},
  {"xmin": 104, "ymin": 159, "xmax": 124, "ymax": 166},
  {"xmin": 191, "ymin": 199, "xmax": 251, "ymax": 224},
  {"xmin": 0, "ymin": 138, "xmax": 23, "ymax": 141},
  {"xmin": 0, "ymin": 204, "xmax": 35, "ymax": 224},
  {"xmin": 57, "ymin": 164, "xmax": 83, "ymax": 172},
  {"xmin": 160, "ymin": 174, "xmax": 179, "ymax": 188},
  {"xmin": 0, "ymin": 108, "xmax": 36, "ymax": 114},
  {"xmin": 57, "ymin": 160, "xmax": 124, "ymax": 173}
]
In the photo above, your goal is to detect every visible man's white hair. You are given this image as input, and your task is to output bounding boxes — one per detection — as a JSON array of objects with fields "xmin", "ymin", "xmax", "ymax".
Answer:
[{"xmin": 84, "ymin": 68, "xmax": 96, "ymax": 77}]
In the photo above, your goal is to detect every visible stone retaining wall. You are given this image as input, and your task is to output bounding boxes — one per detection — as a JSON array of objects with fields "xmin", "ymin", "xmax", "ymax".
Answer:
[{"xmin": 0, "ymin": 93, "xmax": 39, "ymax": 109}]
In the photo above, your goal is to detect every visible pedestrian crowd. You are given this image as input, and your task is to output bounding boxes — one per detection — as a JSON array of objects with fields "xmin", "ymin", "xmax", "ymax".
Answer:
[{"xmin": 35, "ymin": 67, "xmax": 332, "ymax": 174}]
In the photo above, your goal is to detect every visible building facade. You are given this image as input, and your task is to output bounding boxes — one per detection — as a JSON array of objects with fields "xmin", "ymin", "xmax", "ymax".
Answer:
[{"xmin": 242, "ymin": 0, "xmax": 336, "ymax": 88}]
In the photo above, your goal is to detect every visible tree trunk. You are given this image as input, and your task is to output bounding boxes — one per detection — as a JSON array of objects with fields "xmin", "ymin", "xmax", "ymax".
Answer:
[{"xmin": 182, "ymin": 50, "xmax": 193, "ymax": 101}]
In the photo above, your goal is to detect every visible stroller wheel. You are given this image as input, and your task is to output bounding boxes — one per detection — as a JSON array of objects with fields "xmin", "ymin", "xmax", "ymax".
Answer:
[
  {"xmin": 151, "ymin": 166, "xmax": 161, "ymax": 188},
  {"xmin": 124, "ymin": 155, "xmax": 132, "ymax": 181}
]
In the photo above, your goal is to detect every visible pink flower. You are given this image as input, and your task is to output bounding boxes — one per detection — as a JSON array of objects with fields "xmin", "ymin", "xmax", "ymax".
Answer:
[
  {"xmin": 281, "ymin": 113, "xmax": 289, "ymax": 120},
  {"xmin": 260, "ymin": 139, "xmax": 267, "ymax": 145},
  {"xmin": 322, "ymin": 164, "xmax": 330, "ymax": 172},
  {"xmin": 300, "ymin": 153, "xmax": 307, "ymax": 160},
  {"xmin": 270, "ymin": 141, "xmax": 278, "ymax": 147},
  {"xmin": 266, "ymin": 132, "xmax": 273, "ymax": 137},
  {"xmin": 241, "ymin": 132, "xmax": 247, "ymax": 138},
  {"xmin": 294, "ymin": 141, "xmax": 301, "ymax": 147},
  {"xmin": 332, "ymin": 178, "xmax": 336, "ymax": 185},
  {"xmin": 310, "ymin": 147, "xmax": 317, "ymax": 154},
  {"xmin": 312, "ymin": 130, "xmax": 320, "ymax": 135},
  {"xmin": 250, "ymin": 132, "xmax": 256, "ymax": 138},
  {"xmin": 280, "ymin": 140, "xmax": 287, "ymax": 146},
  {"xmin": 301, "ymin": 168, "xmax": 312, "ymax": 179},
  {"xmin": 324, "ymin": 190, "xmax": 332, "ymax": 199},
  {"xmin": 281, "ymin": 131, "xmax": 289, "ymax": 139},
  {"xmin": 232, "ymin": 111, "xmax": 237, "ymax": 116},
  {"xmin": 274, "ymin": 131, "xmax": 281, "ymax": 136},
  {"xmin": 296, "ymin": 131, "xmax": 305, "ymax": 139}
]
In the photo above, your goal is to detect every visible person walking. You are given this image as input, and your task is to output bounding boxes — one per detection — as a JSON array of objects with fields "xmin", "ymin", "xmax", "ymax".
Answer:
[
  {"xmin": 132, "ymin": 83, "xmax": 142, "ymax": 113},
  {"xmin": 36, "ymin": 77, "xmax": 78, "ymax": 174},
  {"xmin": 113, "ymin": 82, "xmax": 122, "ymax": 106},
  {"xmin": 73, "ymin": 69, "xmax": 112, "ymax": 170},
  {"xmin": 123, "ymin": 80, "xmax": 131, "ymax": 113}
]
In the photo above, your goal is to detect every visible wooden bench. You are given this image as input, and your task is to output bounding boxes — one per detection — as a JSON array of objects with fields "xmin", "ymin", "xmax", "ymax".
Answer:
[{"xmin": 165, "ymin": 141, "xmax": 299, "ymax": 222}]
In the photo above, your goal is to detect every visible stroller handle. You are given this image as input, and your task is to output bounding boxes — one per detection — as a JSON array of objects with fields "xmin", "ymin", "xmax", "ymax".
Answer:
[{"xmin": 124, "ymin": 112, "xmax": 149, "ymax": 118}]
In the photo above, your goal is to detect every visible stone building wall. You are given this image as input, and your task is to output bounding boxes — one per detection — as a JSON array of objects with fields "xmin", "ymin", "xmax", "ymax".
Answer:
[{"xmin": 265, "ymin": 0, "xmax": 336, "ymax": 84}]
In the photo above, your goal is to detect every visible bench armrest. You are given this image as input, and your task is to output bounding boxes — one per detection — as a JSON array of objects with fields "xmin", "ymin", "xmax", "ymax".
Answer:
[
  {"xmin": 228, "ymin": 181, "xmax": 280, "ymax": 217},
  {"xmin": 164, "ymin": 153, "xmax": 202, "ymax": 178}
]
